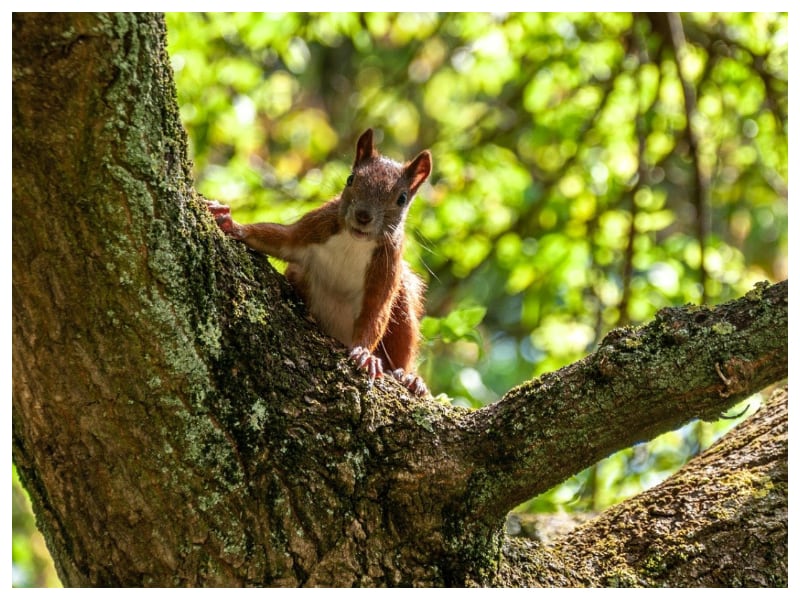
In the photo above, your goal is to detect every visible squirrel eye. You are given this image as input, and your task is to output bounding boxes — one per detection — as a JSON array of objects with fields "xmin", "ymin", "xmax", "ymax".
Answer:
[
  {"xmin": 397, "ymin": 191, "xmax": 408, "ymax": 206},
  {"xmin": 346, "ymin": 174, "xmax": 354, "ymax": 186}
]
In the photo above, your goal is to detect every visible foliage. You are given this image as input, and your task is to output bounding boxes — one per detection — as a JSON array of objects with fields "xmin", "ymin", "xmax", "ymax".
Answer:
[
  {"xmin": 12, "ymin": 12, "xmax": 787, "ymax": 585},
  {"xmin": 165, "ymin": 11, "xmax": 786, "ymax": 390},
  {"xmin": 12, "ymin": 466, "xmax": 61, "ymax": 587},
  {"xmin": 164, "ymin": 10, "xmax": 787, "ymax": 510}
]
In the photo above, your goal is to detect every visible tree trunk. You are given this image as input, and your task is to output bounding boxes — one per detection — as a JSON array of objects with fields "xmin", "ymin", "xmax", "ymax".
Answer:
[{"xmin": 12, "ymin": 13, "xmax": 788, "ymax": 587}]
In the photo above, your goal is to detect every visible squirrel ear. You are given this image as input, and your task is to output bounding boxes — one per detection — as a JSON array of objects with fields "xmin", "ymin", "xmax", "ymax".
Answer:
[
  {"xmin": 405, "ymin": 150, "xmax": 432, "ymax": 194},
  {"xmin": 354, "ymin": 128, "xmax": 377, "ymax": 166}
]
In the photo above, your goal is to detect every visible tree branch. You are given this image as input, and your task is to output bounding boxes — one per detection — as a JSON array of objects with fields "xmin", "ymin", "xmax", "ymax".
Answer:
[
  {"xmin": 666, "ymin": 12, "xmax": 711, "ymax": 303},
  {"xmin": 460, "ymin": 280, "xmax": 787, "ymax": 526},
  {"xmin": 497, "ymin": 385, "xmax": 787, "ymax": 586}
]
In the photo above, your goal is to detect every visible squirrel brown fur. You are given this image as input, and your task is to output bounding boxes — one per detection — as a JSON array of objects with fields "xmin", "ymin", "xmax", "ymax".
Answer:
[{"xmin": 206, "ymin": 128, "xmax": 431, "ymax": 396}]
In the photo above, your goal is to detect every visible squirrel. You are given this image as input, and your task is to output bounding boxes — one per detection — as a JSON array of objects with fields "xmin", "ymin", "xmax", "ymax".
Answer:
[{"xmin": 206, "ymin": 128, "xmax": 431, "ymax": 396}]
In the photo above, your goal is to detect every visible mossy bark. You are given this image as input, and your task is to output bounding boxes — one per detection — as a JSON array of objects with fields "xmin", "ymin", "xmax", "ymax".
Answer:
[
  {"xmin": 12, "ymin": 13, "xmax": 788, "ymax": 587},
  {"xmin": 497, "ymin": 386, "xmax": 787, "ymax": 587}
]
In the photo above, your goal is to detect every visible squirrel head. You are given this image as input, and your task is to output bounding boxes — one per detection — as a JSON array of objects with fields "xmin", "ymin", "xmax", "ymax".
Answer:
[{"xmin": 339, "ymin": 128, "xmax": 432, "ymax": 244}]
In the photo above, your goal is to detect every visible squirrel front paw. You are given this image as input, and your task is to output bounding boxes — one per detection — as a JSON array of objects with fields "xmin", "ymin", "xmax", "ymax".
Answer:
[
  {"xmin": 205, "ymin": 200, "xmax": 241, "ymax": 238},
  {"xmin": 349, "ymin": 346, "xmax": 383, "ymax": 382}
]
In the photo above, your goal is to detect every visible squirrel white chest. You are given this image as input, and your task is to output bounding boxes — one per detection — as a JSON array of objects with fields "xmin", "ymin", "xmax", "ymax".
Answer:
[{"xmin": 300, "ymin": 231, "xmax": 376, "ymax": 345}]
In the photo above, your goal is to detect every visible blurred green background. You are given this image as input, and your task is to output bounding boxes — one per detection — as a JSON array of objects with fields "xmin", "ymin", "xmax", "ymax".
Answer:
[{"xmin": 13, "ymin": 12, "xmax": 787, "ymax": 586}]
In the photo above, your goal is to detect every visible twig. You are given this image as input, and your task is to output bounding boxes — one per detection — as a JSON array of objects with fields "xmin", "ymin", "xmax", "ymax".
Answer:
[{"xmin": 666, "ymin": 12, "xmax": 710, "ymax": 305}]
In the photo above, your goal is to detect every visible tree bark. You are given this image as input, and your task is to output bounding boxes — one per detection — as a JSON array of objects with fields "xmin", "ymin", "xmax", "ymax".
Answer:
[
  {"xmin": 12, "ymin": 13, "xmax": 788, "ymax": 587},
  {"xmin": 498, "ymin": 385, "xmax": 788, "ymax": 587}
]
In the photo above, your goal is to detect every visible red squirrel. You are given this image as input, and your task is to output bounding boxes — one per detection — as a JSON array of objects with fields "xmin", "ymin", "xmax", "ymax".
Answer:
[{"xmin": 206, "ymin": 129, "xmax": 431, "ymax": 396}]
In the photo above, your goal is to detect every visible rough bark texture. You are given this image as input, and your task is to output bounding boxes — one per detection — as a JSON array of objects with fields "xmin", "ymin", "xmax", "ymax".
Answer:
[
  {"xmin": 498, "ymin": 386, "xmax": 788, "ymax": 587},
  {"xmin": 12, "ymin": 13, "xmax": 788, "ymax": 587}
]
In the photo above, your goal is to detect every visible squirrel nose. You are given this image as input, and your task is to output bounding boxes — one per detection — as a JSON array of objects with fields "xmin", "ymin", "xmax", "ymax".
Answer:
[{"xmin": 355, "ymin": 209, "xmax": 373, "ymax": 226}]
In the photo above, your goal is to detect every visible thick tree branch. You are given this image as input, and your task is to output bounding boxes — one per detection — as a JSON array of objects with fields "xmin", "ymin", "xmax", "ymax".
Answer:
[
  {"xmin": 459, "ymin": 280, "xmax": 787, "ymax": 526},
  {"xmin": 497, "ymin": 385, "xmax": 787, "ymax": 587},
  {"xmin": 563, "ymin": 385, "xmax": 787, "ymax": 586}
]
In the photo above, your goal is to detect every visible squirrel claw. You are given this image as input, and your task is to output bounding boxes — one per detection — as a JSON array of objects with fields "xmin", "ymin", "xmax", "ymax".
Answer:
[
  {"xmin": 349, "ymin": 346, "xmax": 383, "ymax": 382},
  {"xmin": 391, "ymin": 368, "xmax": 429, "ymax": 397},
  {"xmin": 205, "ymin": 200, "xmax": 229, "ymax": 217},
  {"xmin": 204, "ymin": 200, "xmax": 239, "ymax": 236}
]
